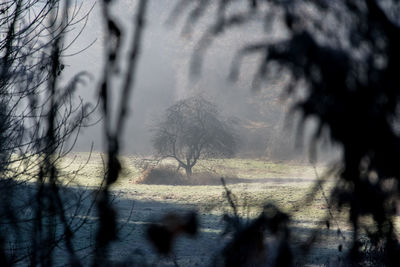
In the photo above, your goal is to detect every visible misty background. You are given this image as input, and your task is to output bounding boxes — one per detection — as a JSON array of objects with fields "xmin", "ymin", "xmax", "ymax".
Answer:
[{"xmin": 63, "ymin": 0, "xmax": 339, "ymax": 160}]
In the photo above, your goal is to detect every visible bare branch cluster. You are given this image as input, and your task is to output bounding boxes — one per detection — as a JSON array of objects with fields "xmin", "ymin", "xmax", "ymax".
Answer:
[
  {"xmin": 0, "ymin": 1, "xmax": 98, "ymax": 265},
  {"xmin": 153, "ymin": 96, "xmax": 237, "ymax": 177}
]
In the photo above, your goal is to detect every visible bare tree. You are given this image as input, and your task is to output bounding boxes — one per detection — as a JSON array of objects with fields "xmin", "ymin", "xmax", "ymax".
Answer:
[
  {"xmin": 0, "ymin": 0, "xmax": 150, "ymax": 265},
  {"xmin": 0, "ymin": 1, "xmax": 97, "ymax": 265},
  {"xmin": 153, "ymin": 96, "xmax": 237, "ymax": 177}
]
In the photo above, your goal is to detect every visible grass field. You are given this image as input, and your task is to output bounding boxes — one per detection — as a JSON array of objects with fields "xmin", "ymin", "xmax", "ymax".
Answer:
[{"xmin": 50, "ymin": 152, "xmax": 355, "ymax": 266}]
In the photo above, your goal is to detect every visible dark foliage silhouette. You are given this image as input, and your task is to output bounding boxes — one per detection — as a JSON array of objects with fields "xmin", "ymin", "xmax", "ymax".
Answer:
[
  {"xmin": 170, "ymin": 0, "xmax": 400, "ymax": 265},
  {"xmin": 215, "ymin": 178, "xmax": 292, "ymax": 267},
  {"xmin": 93, "ymin": 0, "xmax": 148, "ymax": 266},
  {"xmin": 147, "ymin": 211, "xmax": 198, "ymax": 255}
]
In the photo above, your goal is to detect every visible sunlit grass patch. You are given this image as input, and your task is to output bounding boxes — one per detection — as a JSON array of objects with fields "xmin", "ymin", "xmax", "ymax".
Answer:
[
  {"xmin": 52, "ymin": 153, "xmax": 341, "ymax": 226},
  {"xmin": 193, "ymin": 158, "xmax": 326, "ymax": 179}
]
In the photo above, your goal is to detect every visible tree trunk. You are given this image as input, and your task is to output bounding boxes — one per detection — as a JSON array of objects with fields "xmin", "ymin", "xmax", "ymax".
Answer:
[
  {"xmin": 184, "ymin": 158, "xmax": 193, "ymax": 177},
  {"xmin": 185, "ymin": 166, "xmax": 192, "ymax": 177}
]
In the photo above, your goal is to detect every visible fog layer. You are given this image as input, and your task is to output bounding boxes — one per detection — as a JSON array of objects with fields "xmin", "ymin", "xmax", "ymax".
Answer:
[{"xmin": 64, "ymin": 0, "xmax": 339, "ymax": 160}]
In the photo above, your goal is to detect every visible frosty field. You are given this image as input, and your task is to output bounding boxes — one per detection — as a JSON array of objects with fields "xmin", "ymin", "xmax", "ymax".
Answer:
[{"xmin": 43, "ymin": 152, "xmax": 355, "ymax": 266}]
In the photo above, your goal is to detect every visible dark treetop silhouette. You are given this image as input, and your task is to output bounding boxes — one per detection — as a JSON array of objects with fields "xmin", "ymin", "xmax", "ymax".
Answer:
[{"xmin": 171, "ymin": 0, "xmax": 400, "ymax": 265}]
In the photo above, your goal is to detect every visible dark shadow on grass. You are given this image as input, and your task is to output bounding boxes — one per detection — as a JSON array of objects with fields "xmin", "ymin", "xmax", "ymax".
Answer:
[{"xmin": 1, "ymin": 180, "xmax": 350, "ymax": 266}]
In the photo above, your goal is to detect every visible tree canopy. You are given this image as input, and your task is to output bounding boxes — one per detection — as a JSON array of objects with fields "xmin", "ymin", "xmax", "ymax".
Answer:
[{"xmin": 153, "ymin": 96, "xmax": 237, "ymax": 176}]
